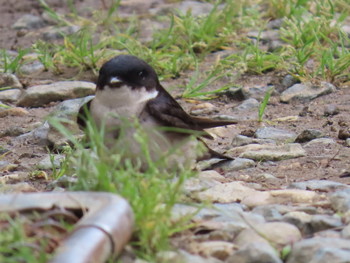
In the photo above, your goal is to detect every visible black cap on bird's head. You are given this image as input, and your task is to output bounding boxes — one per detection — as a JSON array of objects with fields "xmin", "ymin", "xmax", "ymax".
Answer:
[{"xmin": 97, "ymin": 55, "xmax": 159, "ymax": 90}]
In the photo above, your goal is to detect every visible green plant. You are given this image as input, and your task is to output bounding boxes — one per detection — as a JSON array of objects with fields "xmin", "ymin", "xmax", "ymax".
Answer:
[
  {"xmin": 258, "ymin": 87, "xmax": 273, "ymax": 122},
  {"xmin": 1, "ymin": 49, "xmax": 29, "ymax": 74}
]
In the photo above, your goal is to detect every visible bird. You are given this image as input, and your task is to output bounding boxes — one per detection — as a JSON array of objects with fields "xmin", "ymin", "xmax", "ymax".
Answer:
[{"xmin": 77, "ymin": 54, "xmax": 236, "ymax": 171}]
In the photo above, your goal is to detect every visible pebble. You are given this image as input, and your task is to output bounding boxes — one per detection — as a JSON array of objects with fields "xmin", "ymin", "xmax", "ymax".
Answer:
[
  {"xmin": 286, "ymin": 237, "xmax": 350, "ymax": 263},
  {"xmin": 47, "ymin": 175, "xmax": 78, "ymax": 189},
  {"xmin": 242, "ymin": 85, "xmax": 272, "ymax": 100},
  {"xmin": 0, "ymin": 182, "xmax": 37, "ymax": 193},
  {"xmin": 219, "ymin": 158, "xmax": 255, "ymax": 171},
  {"xmin": 229, "ymin": 143, "xmax": 306, "ymax": 161},
  {"xmin": 190, "ymin": 241, "xmax": 235, "ymax": 260},
  {"xmin": 338, "ymin": 129, "xmax": 350, "ymax": 140},
  {"xmin": 346, "ymin": 138, "xmax": 350, "ymax": 147},
  {"xmin": 294, "ymin": 129, "xmax": 323, "ymax": 143},
  {"xmin": 255, "ymin": 127, "xmax": 297, "ymax": 142},
  {"xmin": 17, "ymin": 81, "xmax": 95, "ymax": 107},
  {"xmin": 19, "ymin": 60, "xmax": 45, "ymax": 75},
  {"xmin": 0, "ymin": 126, "xmax": 28, "ymax": 137},
  {"xmin": 282, "ymin": 211, "xmax": 313, "ymax": 234},
  {"xmin": 36, "ymin": 154, "xmax": 65, "ymax": 170},
  {"xmin": 227, "ymin": 242, "xmax": 282, "ymax": 263},
  {"xmin": 330, "ymin": 189, "xmax": 350, "ymax": 213},
  {"xmin": 156, "ymin": 250, "xmax": 221, "ymax": 263},
  {"xmin": 280, "ymin": 82, "xmax": 336, "ymax": 103},
  {"xmin": 190, "ymin": 102, "xmax": 216, "ymax": 115},
  {"xmin": 288, "ymin": 180, "xmax": 349, "ymax": 192},
  {"xmin": 233, "ymin": 98, "xmax": 259, "ymax": 112},
  {"xmin": 341, "ymin": 224, "xmax": 350, "ymax": 238},
  {"xmin": 195, "ymin": 181, "xmax": 259, "ymax": 203},
  {"xmin": 0, "ymin": 73, "xmax": 23, "ymax": 89},
  {"xmin": 304, "ymin": 138, "xmax": 336, "ymax": 147},
  {"xmin": 231, "ymin": 134, "xmax": 275, "ymax": 147},
  {"xmin": 280, "ymin": 74, "xmax": 299, "ymax": 91},
  {"xmin": 267, "ymin": 18, "xmax": 284, "ymax": 29},
  {"xmin": 324, "ymin": 104, "xmax": 340, "ymax": 116},
  {"xmin": 0, "ymin": 89, "xmax": 22, "ymax": 103},
  {"xmin": 0, "ymin": 107, "xmax": 29, "ymax": 118},
  {"xmin": 12, "ymin": 14, "xmax": 46, "ymax": 30},
  {"xmin": 42, "ymin": 25, "xmax": 81, "ymax": 41}
]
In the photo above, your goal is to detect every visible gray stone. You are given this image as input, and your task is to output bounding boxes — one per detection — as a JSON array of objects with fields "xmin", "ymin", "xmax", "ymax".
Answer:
[
  {"xmin": 227, "ymin": 242, "xmax": 282, "ymax": 263},
  {"xmin": 233, "ymin": 98, "xmax": 259, "ymax": 111},
  {"xmin": 310, "ymin": 215, "xmax": 343, "ymax": 233},
  {"xmin": 255, "ymin": 127, "xmax": 297, "ymax": 142},
  {"xmin": 341, "ymin": 25, "xmax": 350, "ymax": 37},
  {"xmin": 191, "ymin": 241, "xmax": 235, "ymax": 260},
  {"xmin": 231, "ymin": 135, "xmax": 275, "ymax": 147},
  {"xmin": 304, "ymin": 138, "xmax": 336, "ymax": 147},
  {"xmin": 286, "ymin": 237, "xmax": 350, "ymax": 263},
  {"xmin": 157, "ymin": 250, "xmax": 222, "ymax": 263},
  {"xmin": 17, "ymin": 81, "xmax": 95, "ymax": 107},
  {"xmin": 16, "ymin": 121, "xmax": 50, "ymax": 146},
  {"xmin": 0, "ymin": 126, "xmax": 27, "ymax": 137},
  {"xmin": 247, "ymin": 30, "xmax": 280, "ymax": 41},
  {"xmin": 42, "ymin": 25, "xmax": 81, "ymax": 41},
  {"xmin": 0, "ymin": 89, "xmax": 22, "ymax": 103},
  {"xmin": 0, "ymin": 73, "xmax": 23, "ymax": 89},
  {"xmin": 282, "ymin": 211, "xmax": 313, "ymax": 234},
  {"xmin": 346, "ymin": 138, "xmax": 350, "ymax": 147},
  {"xmin": 330, "ymin": 188, "xmax": 350, "ymax": 213},
  {"xmin": 281, "ymin": 74, "xmax": 299, "ymax": 90},
  {"xmin": 19, "ymin": 60, "xmax": 45, "ymax": 75},
  {"xmin": 341, "ymin": 224, "xmax": 350, "ymax": 238},
  {"xmin": 295, "ymin": 129, "xmax": 323, "ymax": 143},
  {"xmin": 252, "ymin": 205, "xmax": 291, "ymax": 221},
  {"xmin": 242, "ymin": 85, "xmax": 272, "ymax": 100},
  {"xmin": 0, "ymin": 182, "xmax": 37, "ymax": 193},
  {"xmin": 177, "ymin": 1, "xmax": 215, "ymax": 16},
  {"xmin": 288, "ymin": 180, "xmax": 349, "ymax": 192},
  {"xmin": 37, "ymin": 154, "xmax": 65, "ymax": 170},
  {"xmin": 229, "ymin": 143, "xmax": 306, "ymax": 161},
  {"xmin": 267, "ymin": 18, "xmax": 284, "ymax": 29},
  {"xmin": 48, "ymin": 175, "xmax": 78, "ymax": 189},
  {"xmin": 324, "ymin": 104, "xmax": 340, "ymax": 116},
  {"xmin": 219, "ymin": 157, "xmax": 255, "ymax": 171},
  {"xmin": 280, "ymin": 82, "xmax": 336, "ymax": 103},
  {"xmin": 12, "ymin": 14, "xmax": 45, "ymax": 30}
]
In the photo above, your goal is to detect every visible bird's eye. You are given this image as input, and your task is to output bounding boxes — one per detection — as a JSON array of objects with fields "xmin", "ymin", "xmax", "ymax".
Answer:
[{"xmin": 139, "ymin": 71, "xmax": 146, "ymax": 78}]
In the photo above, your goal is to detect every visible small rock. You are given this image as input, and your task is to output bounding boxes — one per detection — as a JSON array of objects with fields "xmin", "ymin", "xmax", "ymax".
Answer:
[
  {"xmin": 304, "ymin": 138, "xmax": 336, "ymax": 147},
  {"xmin": 242, "ymin": 85, "xmax": 272, "ymax": 100},
  {"xmin": 183, "ymin": 176, "xmax": 220, "ymax": 194},
  {"xmin": 255, "ymin": 127, "xmax": 297, "ymax": 142},
  {"xmin": 229, "ymin": 143, "xmax": 306, "ymax": 161},
  {"xmin": 219, "ymin": 157, "xmax": 255, "ymax": 171},
  {"xmin": 234, "ymin": 228, "xmax": 270, "ymax": 247},
  {"xmin": 190, "ymin": 102, "xmax": 216, "ymax": 115},
  {"xmin": 341, "ymin": 224, "xmax": 350, "ymax": 238},
  {"xmin": 0, "ymin": 107, "xmax": 29, "ymax": 118},
  {"xmin": 346, "ymin": 138, "xmax": 350, "ymax": 147},
  {"xmin": 286, "ymin": 237, "xmax": 350, "ymax": 263},
  {"xmin": 0, "ymin": 89, "xmax": 22, "ymax": 103},
  {"xmin": 195, "ymin": 181, "xmax": 259, "ymax": 203},
  {"xmin": 338, "ymin": 129, "xmax": 350, "ymax": 140},
  {"xmin": 233, "ymin": 98, "xmax": 259, "ymax": 111},
  {"xmin": 294, "ymin": 129, "xmax": 323, "ymax": 143},
  {"xmin": 17, "ymin": 81, "xmax": 95, "ymax": 107},
  {"xmin": 341, "ymin": 25, "xmax": 350, "ymax": 37},
  {"xmin": 227, "ymin": 242, "xmax": 282, "ymax": 263},
  {"xmin": 251, "ymin": 205, "xmax": 288, "ymax": 221},
  {"xmin": 0, "ymin": 182, "xmax": 37, "ymax": 193},
  {"xmin": 282, "ymin": 211, "xmax": 313, "ymax": 234},
  {"xmin": 0, "ymin": 126, "xmax": 27, "ymax": 137},
  {"xmin": 280, "ymin": 82, "xmax": 336, "ymax": 103},
  {"xmin": 191, "ymin": 241, "xmax": 235, "ymax": 260},
  {"xmin": 254, "ymin": 222, "xmax": 302, "ymax": 246},
  {"xmin": 0, "ymin": 173, "xmax": 22, "ymax": 184},
  {"xmin": 267, "ymin": 18, "xmax": 284, "ymax": 29},
  {"xmin": 37, "ymin": 154, "xmax": 65, "ymax": 170},
  {"xmin": 310, "ymin": 214, "xmax": 342, "ymax": 233},
  {"xmin": 324, "ymin": 104, "xmax": 340, "ymax": 116},
  {"xmin": 177, "ymin": 1, "xmax": 215, "ymax": 16},
  {"xmin": 0, "ymin": 73, "xmax": 23, "ymax": 89},
  {"xmin": 280, "ymin": 74, "xmax": 299, "ymax": 91},
  {"xmin": 157, "ymin": 250, "xmax": 222, "ymax": 263},
  {"xmin": 42, "ymin": 25, "xmax": 81, "ymax": 41},
  {"xmin": 19, "ymin": 60, "xmax": 45, "ymax": 75},
  {"xmin": 12, "ymin": 14, "xmax": 45, "ymax": 30},
  {"xmin": 288, "ymin": 180, "xmax": 349, "ymax": 192},
  {"xmin": 330, "ymin": 189, "xmax": 350, "ymax": 213},
  {"xmin": 231, "ymin": 135, "xmax": 275, "ymax": 147}
]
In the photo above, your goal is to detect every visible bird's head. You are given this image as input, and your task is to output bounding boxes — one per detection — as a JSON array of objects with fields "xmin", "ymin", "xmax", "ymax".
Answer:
[{"xmin": 96, "ymin": 55, "xmax": 159, "ymax": 91}]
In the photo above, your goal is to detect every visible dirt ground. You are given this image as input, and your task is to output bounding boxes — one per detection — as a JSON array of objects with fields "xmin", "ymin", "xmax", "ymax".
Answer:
[{"xmin": 1, "ymin": 0, "xmax": 350, "ymax": 191}]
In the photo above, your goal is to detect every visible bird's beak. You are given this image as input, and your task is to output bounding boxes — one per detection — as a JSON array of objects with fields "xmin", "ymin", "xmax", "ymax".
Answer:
[{"xmin": 110, "ymin": 77, "xmax": 121, "ymax": 84}]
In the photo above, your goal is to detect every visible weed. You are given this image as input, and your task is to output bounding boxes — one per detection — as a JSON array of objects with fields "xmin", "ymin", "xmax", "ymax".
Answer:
[
  {"xmin": 258, "ymin": 87, "xmax": 273, "ymax": 122},
  {"xmin": 1, "ymin": 49, "xmax": 29, "ymax": 74}
]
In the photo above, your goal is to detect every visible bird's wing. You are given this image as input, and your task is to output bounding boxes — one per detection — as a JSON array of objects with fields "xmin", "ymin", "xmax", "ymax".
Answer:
[
  {"xmin": 77, "ymin": 100, "xmax": 92, "ymax": 129},
  {"xmin": 146, "ymin": 87, "xmax": 235, "ymax": 137}
]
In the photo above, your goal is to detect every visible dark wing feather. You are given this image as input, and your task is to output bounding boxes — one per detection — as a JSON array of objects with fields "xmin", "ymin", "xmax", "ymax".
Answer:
[{"xmin": 77, "ymin": 100, "xmax": 92, "ymax": 130}]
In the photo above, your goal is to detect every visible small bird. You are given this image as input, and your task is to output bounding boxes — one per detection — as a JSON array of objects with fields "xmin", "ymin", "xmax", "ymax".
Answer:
[{"xmin": 78, "ymin": 55, "xmax": 235, "ymax": 171}]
